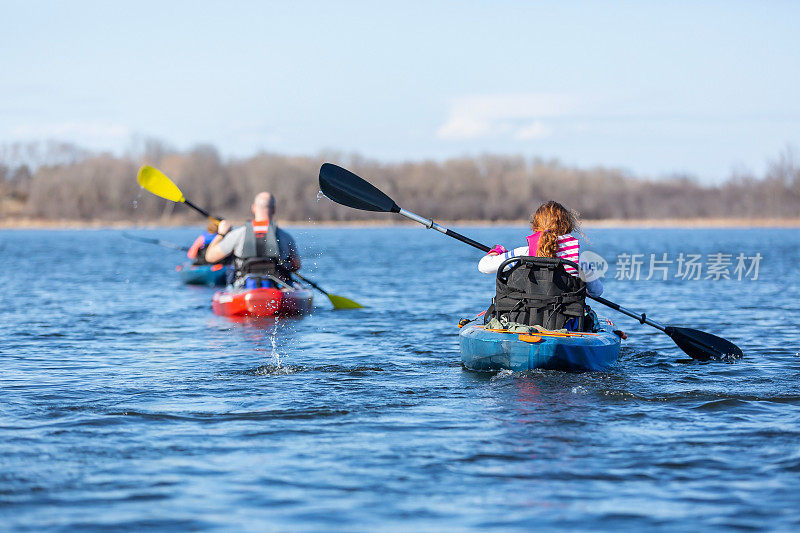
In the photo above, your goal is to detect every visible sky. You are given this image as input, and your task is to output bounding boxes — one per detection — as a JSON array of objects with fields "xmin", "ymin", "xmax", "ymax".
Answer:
[{"xmin": 2, "ymin": 0, "xmax": 799, "ymax": 182}]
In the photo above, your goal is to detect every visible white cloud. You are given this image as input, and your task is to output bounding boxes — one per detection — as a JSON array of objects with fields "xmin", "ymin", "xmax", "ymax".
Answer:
[
  {"xmin": 437, "ymin": 93, "xmax": 575, "ymax": 141},
  {"xmin": 436, "ymin": 115, "xmax": 492, "ymax": 140},
  {"xmin": 514, "ymin": 120, "xmax": 552, "ymax": 140}
]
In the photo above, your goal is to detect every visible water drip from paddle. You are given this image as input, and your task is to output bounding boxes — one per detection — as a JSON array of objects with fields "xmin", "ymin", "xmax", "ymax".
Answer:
[{"xmin": 269, "ymin": 317, "xmax": 281, "ymax": 369}]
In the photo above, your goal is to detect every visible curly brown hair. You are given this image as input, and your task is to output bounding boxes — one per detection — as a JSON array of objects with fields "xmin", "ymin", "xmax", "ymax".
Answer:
[{"xmin": 530, "ymin": 201, "xmax": 579, "ymax": 257}]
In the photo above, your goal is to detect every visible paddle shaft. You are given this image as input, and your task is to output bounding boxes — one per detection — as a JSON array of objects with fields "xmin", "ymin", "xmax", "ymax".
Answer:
[
  {"xmin": 123, "ymin": 233, "xmax": 189, "ymax": 252},
  {"xmin": 183, "ymin": 199, "xmax": 217, "ymax": 221},
  {"xmin": 397, "ymin": 208, "xmax": 492, "ymax": 253},
  {"xmin": 293, "ymin": 272, "xmax": 329, "ymax": 296},
  {"xmin": 590, "ymin": 295, "xmax": 666, "ymax": 331}
]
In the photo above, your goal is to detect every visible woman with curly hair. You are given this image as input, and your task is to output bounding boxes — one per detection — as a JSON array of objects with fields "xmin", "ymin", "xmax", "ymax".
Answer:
[{"xmin": 478, "ymin": 200, "xmax": 603, "ymax": 297}]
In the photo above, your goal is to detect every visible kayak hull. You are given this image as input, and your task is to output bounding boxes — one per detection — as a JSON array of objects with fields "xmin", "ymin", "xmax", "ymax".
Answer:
[
  {"xmin": 459, "ymin": 319, "xmax": 621, "ymax": 372},
  {"xmin": 212, "ymin": 287, "xmax": 313, "ymax": 318},
  {"xmin": 177, "ymin": 263, "xmax": 230, "ymax": 286}
]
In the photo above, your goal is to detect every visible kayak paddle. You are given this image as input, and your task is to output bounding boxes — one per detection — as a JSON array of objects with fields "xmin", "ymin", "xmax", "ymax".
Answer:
[
  {"xmin": 318, "ymin": 163, "xmax": 743, "ymax": 361},
  {"xmin": 137, "ymin": 165, "xmax": 219, "ymax": 221},
  {"xmin": 136, "ymin": 165, "xmax": 364, "ymax": 310},
  {"xmin": 122, "ymin": 232, "xmax": 189, "ymax": 252}
]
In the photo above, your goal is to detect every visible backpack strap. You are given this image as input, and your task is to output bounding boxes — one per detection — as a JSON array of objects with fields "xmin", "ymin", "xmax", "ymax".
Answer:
[{"xmin": 491, "ymin": 256, "xmax": 587, "ymax": 330}]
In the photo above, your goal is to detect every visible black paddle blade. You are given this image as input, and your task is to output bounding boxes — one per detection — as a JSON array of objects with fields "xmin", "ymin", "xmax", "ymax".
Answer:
[
  {"xmin": 665, "ymin": 326, "xmax": 743, "ymax": 361},
  {"xmin": 319, "ymin": 163, "xmax": 399, "ymax": 213}
]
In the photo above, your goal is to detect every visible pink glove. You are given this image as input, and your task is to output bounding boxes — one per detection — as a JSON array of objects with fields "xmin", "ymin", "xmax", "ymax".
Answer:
[{"xmin": 488, "ymin": 245, "xmax": 507, "ymax": 255}]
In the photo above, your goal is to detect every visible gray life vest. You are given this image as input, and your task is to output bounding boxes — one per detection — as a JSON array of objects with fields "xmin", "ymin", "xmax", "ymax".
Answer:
[
  {"xmin": 234, "ymin": 221, "xmax": 290, "ymax": 283},
  {"xmin": 241, "ymin": 221, "xmax": 281, "ymax": 260}
]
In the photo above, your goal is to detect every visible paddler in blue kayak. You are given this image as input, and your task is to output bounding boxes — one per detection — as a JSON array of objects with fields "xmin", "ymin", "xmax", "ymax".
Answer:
[
  {"xmin": 204, "ymin": 192, "xmax": 301, "ymax": 288},
  {"xmin": 478, "ymin": 200, "xmax": 602, "ymax": 331},
  {"xmin": 186, "ymin": 220, "xmax": 220, "ymax": 266}
]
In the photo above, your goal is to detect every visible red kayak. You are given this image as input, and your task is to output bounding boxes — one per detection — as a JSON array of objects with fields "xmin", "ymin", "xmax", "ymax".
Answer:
[{"xmin": 212, "ymin": 287, "xmax": 314, "ymax": 318}]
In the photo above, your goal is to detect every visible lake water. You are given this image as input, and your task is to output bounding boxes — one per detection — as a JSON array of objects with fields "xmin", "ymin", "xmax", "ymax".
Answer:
[{"xmin": 2, "ymin": 226, "xmax": 799, "ymax": 531}]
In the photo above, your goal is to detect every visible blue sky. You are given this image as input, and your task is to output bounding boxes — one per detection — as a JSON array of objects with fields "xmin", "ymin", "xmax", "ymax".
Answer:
[{"xmin": 2, "ymin": 0, "xmax": 798, "ymax": 181}]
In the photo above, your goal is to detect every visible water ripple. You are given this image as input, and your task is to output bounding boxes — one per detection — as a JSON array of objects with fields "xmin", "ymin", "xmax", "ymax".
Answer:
[{"xmin": 1, "ymin": 227, "xmax": 799, "ymax": 531}]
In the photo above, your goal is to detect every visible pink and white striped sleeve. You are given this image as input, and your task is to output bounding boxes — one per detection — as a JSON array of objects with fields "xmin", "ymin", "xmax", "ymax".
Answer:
[{"xmin": 556, "ymin": 234, "xmax": 580, "ymax": 275}]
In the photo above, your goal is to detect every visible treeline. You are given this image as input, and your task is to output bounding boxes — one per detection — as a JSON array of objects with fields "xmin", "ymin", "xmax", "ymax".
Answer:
[{"xmin": 1, "ymin": 140, "xmax": 799, "ymax": 222}]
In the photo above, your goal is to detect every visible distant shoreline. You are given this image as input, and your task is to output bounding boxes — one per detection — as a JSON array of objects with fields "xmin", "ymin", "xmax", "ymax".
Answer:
[{"xmin": 2, "ymin": 217, "xmax": 800, "ymax": 230}]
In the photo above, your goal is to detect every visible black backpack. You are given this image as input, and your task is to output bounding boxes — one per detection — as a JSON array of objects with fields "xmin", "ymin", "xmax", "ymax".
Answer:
[{"xmin": 485, "ymin": 256, "xmax": 586, "ymax": 330}]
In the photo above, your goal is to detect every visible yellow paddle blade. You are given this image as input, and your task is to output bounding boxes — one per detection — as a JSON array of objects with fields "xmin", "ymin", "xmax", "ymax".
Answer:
[
  {"xmin": 137, "ymin": 165, "xmax": 186, "ymax": 203},
  {"xmin": 327, "ymin": 293, "xmax": 364, "ymax": 309}
]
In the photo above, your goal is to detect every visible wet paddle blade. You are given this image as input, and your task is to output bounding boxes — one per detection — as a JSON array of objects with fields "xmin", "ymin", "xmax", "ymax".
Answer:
[
  {"xmin": 319, "ymin": 163, "xmax": 399, "ymax": 213},
  {"xmin": 327, "ymin": 293, "xmax": 364, "ymax": 309},
  {"xmin": 291, "ymin": 272, "xmax": 364, "ymax": 310},
  {"xmin": 666, "ymin": 326, "xmax": 743, "ymax": 361},
  {"xmin": 137, "ymin": 165, "xmax": 185, "ymax": 203}
]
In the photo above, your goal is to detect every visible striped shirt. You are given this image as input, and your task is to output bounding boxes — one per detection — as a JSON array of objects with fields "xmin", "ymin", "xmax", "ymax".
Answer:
[
  {"xmin": 552, "ymin": 234, "xmax": 580, "ymax": 274},
  {"xmin": 477, "ymin": 233, "xmax": 604, "ymax": 297},
  {"xmin": 478, "ymin": 233, "xmax": 580, "ymax": 276}
]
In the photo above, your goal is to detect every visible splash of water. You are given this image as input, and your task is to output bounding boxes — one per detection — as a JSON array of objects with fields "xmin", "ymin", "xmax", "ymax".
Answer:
[
  {"xmin": 269, "ymin": 317, "xmax": 281, "ymax": 368},
  {"xmin": 490, "ymin": 369, "xmax": 514, "ymax": 381},
  {"xmin": 316, "ymin": 190, "xmax": 327, "ymax": 202},
  {"xmin": 254, "ymin": 363, "xmax": 298, "ymax": 376}
]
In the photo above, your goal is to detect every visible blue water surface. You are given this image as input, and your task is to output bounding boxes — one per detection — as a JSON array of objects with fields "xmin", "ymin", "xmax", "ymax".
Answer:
[{"xmin": 1, "ymin": 226, "xmax": 799, "ymax": 531}]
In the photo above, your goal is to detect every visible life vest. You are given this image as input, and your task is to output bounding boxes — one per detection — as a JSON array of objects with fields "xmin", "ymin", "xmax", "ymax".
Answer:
[
  {"xmin": 485, "ymin": 256, "xmax": 586, "ymax": 331},
  {"xmin": 201, "ymin": 231, "xmax": 216, "ymax": 246},
  {"xmin": 188, "ymin": 231, "xmax": 218, "ymax": 265},
  {"xmin": 526, "ymin": 231, "xmax": 579, "ymax": 275},
  {"xmin": 526, "ymin": 231, "xmax": 543, "ymax": 255},
  {"xmin": 233, "ymin": 220, "xmax": 290, "ymax": 284}
]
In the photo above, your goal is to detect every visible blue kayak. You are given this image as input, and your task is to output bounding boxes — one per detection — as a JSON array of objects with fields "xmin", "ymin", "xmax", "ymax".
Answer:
[
  {"xmin": 459, "ymin": 317, "xmax": 622, "ymax": 372},
  {"xmin": 176, "ymin": 263, "xmax": 231, "ymax": 286}
]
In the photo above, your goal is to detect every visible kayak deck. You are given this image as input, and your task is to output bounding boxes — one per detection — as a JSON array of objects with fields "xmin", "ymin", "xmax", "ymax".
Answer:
[
  {"xmin": 459, "ymin": 319, "xmax": 622, "ymax": 372},
  {"xmin": 176, "ymin": 263, "xmax": 230, "ymax": 286},
  {"xmin": 212, "ymin": 286, "xmax": 313, "ymax": 318}
]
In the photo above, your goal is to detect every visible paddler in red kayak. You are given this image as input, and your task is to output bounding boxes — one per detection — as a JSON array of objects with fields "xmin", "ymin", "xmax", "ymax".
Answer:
[{"xmin": 204, "ymin": 192, "xmax": 301, "ymax": 288}]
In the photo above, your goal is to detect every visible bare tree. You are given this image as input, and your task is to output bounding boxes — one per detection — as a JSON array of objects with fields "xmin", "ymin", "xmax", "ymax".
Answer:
[{"xmin": 2, "ymin": 140, "xmax": 798, "ymax": 223}]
